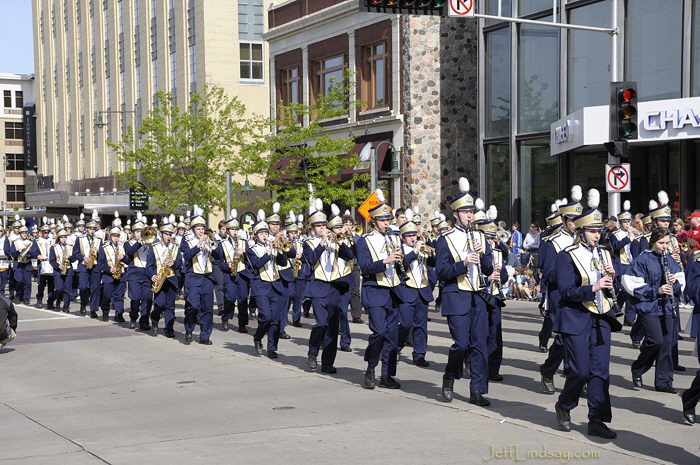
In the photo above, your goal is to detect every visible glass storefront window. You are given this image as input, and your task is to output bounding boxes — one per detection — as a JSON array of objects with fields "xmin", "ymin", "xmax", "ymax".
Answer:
[
  {"xmin": 486, "ymin": 143, "xmax": 511, "ymax": 224},
  {"xmin": 568, "ymin": 152, "xmax": 608, "ymax": 212},
  {"xmin": 518, "ymin": 17, "xmax": 559, "ymax": 133},
  {"xmin": 693, "ymin": 2, "xmax": 700, "ymax": 96},
  {"xmin": 625, "ymin": 0, "xmax": 682, "ymax": 101},
  {"xmin": 486, "ymin": 27, "xmax": 511, "ymax": 137},
  {"xmin": 567, "ymin": 0, "xmax": 610, "ymax": 112},
  {"xmin": 518, "ymin": 138, "xmax": 556, "ymax": 228},
  {"xmin": 487, "ymin": 0, "xmax": 511, "ymax": 16},
  {"xmin": 519, "ymin": 0, "xmax": 554, "ymax": 17}
]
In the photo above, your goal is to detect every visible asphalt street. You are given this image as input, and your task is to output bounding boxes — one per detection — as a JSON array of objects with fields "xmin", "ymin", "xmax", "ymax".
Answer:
[{"xmin": 1, "ymin": 290, "xmax": 698, "ymax": 464}]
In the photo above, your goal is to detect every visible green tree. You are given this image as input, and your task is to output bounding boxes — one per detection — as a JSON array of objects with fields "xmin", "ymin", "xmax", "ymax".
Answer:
[
  {"xmin": 110, "ymin": 86, "xmax": 266, "ymax": 213},
  {"xmin": 251, "ymin": 70, "xmax": 369, "ymax": 214}
]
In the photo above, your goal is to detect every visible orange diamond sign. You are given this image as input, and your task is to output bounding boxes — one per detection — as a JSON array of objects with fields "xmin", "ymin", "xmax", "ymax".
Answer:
[{"xmin": 358, "ymin": 191, "xmax": 384, "ymax": 221}]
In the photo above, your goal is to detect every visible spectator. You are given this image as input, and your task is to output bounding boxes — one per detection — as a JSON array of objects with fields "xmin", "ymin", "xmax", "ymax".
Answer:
[
  {"xmin": 688, "ymin": 211, "xmax": 700, "ymax": 250},
  {"xmin": 675, "ymin": 218, "xmax": 689, "ymax": 242},
  {"xmin": 508, "ymin": 222, "xmax": 523, "ymax": 267},
  {"xmin": 521, "ymin": 223, "xmax": 541, "ymax": 267}
]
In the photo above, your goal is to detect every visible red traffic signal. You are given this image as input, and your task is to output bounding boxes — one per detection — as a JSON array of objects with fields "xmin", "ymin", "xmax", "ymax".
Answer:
[{"xmin": 609, "ymin": 82, "xmax": 638, "ymax": 142}]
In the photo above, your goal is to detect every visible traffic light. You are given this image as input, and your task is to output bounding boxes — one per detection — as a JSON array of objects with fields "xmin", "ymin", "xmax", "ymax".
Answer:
[
  {"xmin": 609, "ymin": 81, "xmax": 638, "ymax": 141},
  {"xmin": 359, "ymin": 0, "xmax": 445, "ymax": 15}
]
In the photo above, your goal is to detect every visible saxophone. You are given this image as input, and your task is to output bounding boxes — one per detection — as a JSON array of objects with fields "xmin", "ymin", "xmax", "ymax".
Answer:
[
  {"xmin": 61, "ymin": 245, "xmax": 70, "ymax": 276},
  {"xmin": 112, "ymin": 245, "xmax": 125, "ymax": 280},
  {"xmin": 85, "ymin": 239, "xmax": 98, "ymax": 269},
  {"xmin": 230, "ymin": 237, "xmax": 240, "ymax": 278},
  {"xmin": 152, "ymin": 243, "xmax": 176, "ymax": 293},
  {"xmin": 292, "ymin": 239, "xmax": 302, "ymax": 278}
]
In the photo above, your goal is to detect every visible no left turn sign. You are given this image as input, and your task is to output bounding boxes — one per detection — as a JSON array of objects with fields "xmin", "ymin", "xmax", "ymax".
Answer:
[
  {"xmin": 606, "ymin": 163, "xmax": 631, "ymax": 193},
  {"xmin": 449, "ymin": 0, "xmax": 474, "ymax": 17}
]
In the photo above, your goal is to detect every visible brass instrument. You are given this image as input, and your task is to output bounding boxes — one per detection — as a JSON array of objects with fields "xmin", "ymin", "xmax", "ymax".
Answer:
[
  {"xmin": 142, "ymin": 226, "xmax": 158, "ymax": 247},
  {"xmin": 60, "ymin": 245, "xmax": 71, "ymax": 276},
  {"xmin": 626, "ymin": 225, "xmax": 643, "ymax": 238},
  {"xmin": 419, "ymin": 243, "xmax": 436, "ymax": 256},
  {"xmin": 680, "ymin": 242, "xmax": 691, "ymax": 253},
  {"xmin": 84, "ymin": 238, "xmax": 98, "ymax": 269},
  {"xmin": 18, "ymin": 240, "xmax": 33, "ymax": 264},
  {"xmin": 152, "ymin": 243, "xmax": 177, "ymax": 293},
  {"xmin": 353, "ymin": 225, "xmax": 363, "ymax": 235},
  {"xmin": 112, "ymin": 259, "xmax": 125, "ymax": 280},
  {"xmin": 199, "ymin": 231, "xmax": 217, "ymax": 254},
  {"xmin": 466, "ymin": 223, "xmax": 488, "ymax": 289},
  {"xmin": 229, "ymin": 237, "xmax": 241, "ymax": 278}
]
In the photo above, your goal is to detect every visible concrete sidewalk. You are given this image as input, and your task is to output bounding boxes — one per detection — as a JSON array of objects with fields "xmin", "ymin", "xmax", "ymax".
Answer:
[{"xmin": 1, "ymin": 297, "xmax": 698, "ymax": 464}]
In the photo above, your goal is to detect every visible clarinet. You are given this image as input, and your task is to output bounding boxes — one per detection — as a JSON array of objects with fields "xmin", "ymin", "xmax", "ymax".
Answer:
[
  {"xmin": 467, "ymin": 222, "xmax": 488, "ymax": 289},
  {"xmin": 595, "ymin": 244, "xmax": 622, "ymax": 316},
  {"xmin": 385, "ymin": 233, "xmax": 408, "ymax": 283},
  {"xmin": 662, "ymin": 251, "xmax": 679, "ymax": 319}
]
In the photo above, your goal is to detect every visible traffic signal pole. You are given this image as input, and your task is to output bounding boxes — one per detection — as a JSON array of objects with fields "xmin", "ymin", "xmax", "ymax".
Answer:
[{"xmin": 608, "ymin": 0, "xmax": 622, "ymax": 219}]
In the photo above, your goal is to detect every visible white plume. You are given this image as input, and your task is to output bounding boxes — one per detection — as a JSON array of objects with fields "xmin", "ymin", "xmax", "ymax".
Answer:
[
  {"xmin": 168, "ymin": 214, "xmax": 175, "ymax": 224},
  {"xmin": 550, "ymin": 204, "xmax": 557, "ymax": 213},
  {"xmin": 648, "ymin": 199, "xmax": 658, "ymax": 210},
  {"xmin": 21, "ymin": 219, "xmax": 26, "ymax": 226},
  {"xmin": 79, "ymin": 213, "xmax": 84, "ymax": 220},
  {"xmin": 126, "ymin": 219, "xmax": 131, "ymax": 225},
  {"xmin": 186, "ymin": 210, "xmax": 191, "ymax": 217},
  {"xmin": 657, "ymin": 190, "xmax": 669, "ymax": 206},
  {"xmin": 623, "ymin": 200, "xmax": 630, "ymax": 211},
  {"xmin": 289, "ymin": 211, "xmax": 296, "ymax": 223},
  {"xmin": 136, "ymin": 211, "xmax": 142, "ymax": 221},
  {"xmin": 142, "ymin": 216, "xmax": 148, "ymax": 224},
  {"xmin": 331, "ymin": 203, "xmax": 340, "ymax": 217},
  {"xmin": 114, "ymin": 210, "xmax": 119, "ymax": 218},
  {"xmin": 487, "ymin": 206, "xmax": 498, "ymax": 221},
  {"xmin": 63, "ymin": 214, "xmax": 69, "ymax": 222},
  {"xmin": 344, "ymin": 209, "xmax": 350, "ymax": 216},
  {"xmin": 298, "ymin": 214, "xmax": 304, "ymax": 222},
  {"xmin": 162, "ymin": 216, "xmax": 169, "ymax": 225},
  {"xmin": 14, "ymin": 214, "xmax": 19, "ymax": 220},
  {"xmin": 587, "ymin": 188, "xmax": 600, "ymax": 209},
  {"xmin": 192, "ymin": 205, "xmax": 198, "ymax": 216},
  {"xmin": 152, "ymin": 218, "xmax": 157, "ymax": 226},
  {"xmin": 405, "ymin": 208, "xmax": 414, "ymax": 222},
  {"xmin": 475, "ymin": 198, "xmax": 485, "ymax": 211},
  {"xmin": 314, "ymin": 198, "xmax": 323, "ymax": 212},
  {"xmin": 376, "ymin": 189, "xmax": 385, "ymax": 202},
  {"xmin": 179, "ymin": 215, "xmax": 184, "ymax": 222},
  {"xmin": 433, "ymin": 210, "xmax": 441, "ymax": 219},
  {"xmin": 560, "ymin": 198, "xmax": 568, "ymax": 205},
  {"xmin": 439, "ymin": 214, "xmax": 446, "ymax": 221},
  {"xmin": 230, "ymin": 209, "xmax": 237, "ymax": 220},
  {"xmin": 257, "ymin": 209, "xmax": 266, "ymax": 222},
  {"xmin": 571, "ymin": 185, "xmax": 582, "ymax": 202},
  {"xmin": 272, "ymin": 202, "xmax": 280, "ymax": 214},
  {"xmin": 413, "ymin": 206, "xmax": 420, "ymax": 215},
  {"xmin": 92, "ymin": 209, "xmax": 99, "ymax": 219},
  {"xmin": 42, "ymin": 216, "xmax": 47, "ymax": 224}
]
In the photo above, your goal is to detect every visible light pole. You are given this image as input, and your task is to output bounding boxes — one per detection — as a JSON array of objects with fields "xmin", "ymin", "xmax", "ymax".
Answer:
[{"xmin": 370, "ymin": 141, "xmax": 402, "ymax": 204}]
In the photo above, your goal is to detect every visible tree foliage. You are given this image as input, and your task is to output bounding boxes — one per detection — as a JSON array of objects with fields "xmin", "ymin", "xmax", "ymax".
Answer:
[{"xmin": 110, "ymin": 86, "xmax": 267, "ymax": 214}]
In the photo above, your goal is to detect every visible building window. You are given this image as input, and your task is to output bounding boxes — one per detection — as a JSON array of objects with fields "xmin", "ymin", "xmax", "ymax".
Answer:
[
  {"xmin": 7, "ymin": 185, "xmax": 25, "ymax": 203},
  {"xmin": 238, "ymin": 0, "xmax": 264, "ymax": 41},
  {"xmin": 313, "ymin": 54, "xmax": 346, "ymax": 105},
  {"xmin": 280, "ymin": 66, "xmax": 300, "ymax": 106},
  {"xmin": 518, "ymin": 138, "xmax": 556, "ymax": 228},
  {"xmin": 5, "ymin": 154, "xmax": 24, "ymax": 171},
  {"xmin": 691, "ymin": 1, "xmax": 700, "ymax": 96},
  {"xmin": 518, "ymin": 17, "xmax": 559, "ymax": 133},
  {"xmin": 485, "ymin": 143, "xmax": 511, "ymax": 224},
  {"xmin": 3, "ymin": 90, "xmax": 11, "ymax": 108},
  {"xmin": 485, "ymin": 26, "xmax": 510, "ymax": 137},
  {"xmin": 4, "ymin": 122, "xmax": 23, "ymax": 140},
  {"xmin": 240, "ymin": 42, "xmax": 264, "ymax": 81},
  {"xmin": 567, "ymin": 1, "xmax": 610, "ymax": 112},
  {"xmin": 15, "ymin": 91, "xmax": 23, "ymax": 108},
  {"xmin": 625, "ymin": 0, "xmax": 682, "ymax": 101},
  {"xmin": 362, "ymin": 42, "xmax": 387, "ymax": 109}
]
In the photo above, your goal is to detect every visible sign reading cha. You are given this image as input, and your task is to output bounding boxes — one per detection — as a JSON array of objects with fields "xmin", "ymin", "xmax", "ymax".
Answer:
[{"xmin": 644, "ymin": 107, "xmax": 700, "ymax": 131}]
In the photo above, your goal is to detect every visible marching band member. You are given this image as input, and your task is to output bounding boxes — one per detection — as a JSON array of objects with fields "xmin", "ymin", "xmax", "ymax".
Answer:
[
  {"xmin": 49, "ymin": 229, "xmax": 74, "ymax": 313},
  {"xmin": 536, "ymin": 201, "xmax": 563, "ymax": 351},
  {"xmin": 436, "ymin": 178, "xmax": 494, "ymax": 405},
  {"xmin": 124, "ymin": 214, "xmax": 155, "ymax": 330},
  {"xmin": 97, "ymin": 226, "xmax": 129, "ymax": 322},
  {"xmin": 180, "ymin": 208, "xmax": 217, "ymax": 344},
  {"xmin": 304, "ymin": 200, "xmax": 355, "ymax": 373},
  {"xmin": 147, "ymin": 220, "xmax": 182, "ymax": 338},
  {"xmin": 266, "ymin": 202, "xmax": 294, "ymax": 340},
  {"xmin": 0, "ymin": 228, "xmax": 11, "ymax": 297},
  {"xmin": 10, "ymin": 223, "xmax": 34, "ymax": 305},
  {"xmin": 356, "ymin": 190, "xmax": 405, "ymax": 389},
  {"xmin": 7, "ymin": 218, "xmax": 21, "ymax": 301},
  {"xmin": 609, "ymin": 201, "xmax": 636, "ymax": 326},
  {"xmin": 539, "ymin": 189, "xmax": 582, "ymax": 395},
  {"xmin": 325, "ymin": 205, "xmax": 355, "ymax": 353},
  {"xmin": 285, "ymin": 211, "xmax": 304, "ymax": 329},
  {"xmin": 479, "ymin": 207, "xmax": 509, "ymax": 381},
  {"xmin": 682, "ymin": 248, "xmax": 700, "ymax": 424},
  {"xmin": 553, "ymin": 188, "xmax": 620, "ymax": 439},
  {"xmin": 72, "ymin": 211, "xmax": 103, "ymax": 317},
  {"xmin": 396, "ymin": 208, "xmax": 435, "ymax": 367},
  {"xmin": 248, "ymin": 209, "xmax": 289, "ymax": 358},
  {"xmin": 30, "ymin": 223, "xmax": 56, "ymax": 309},
  {"xmin": 213, "ymin": 210, "xmax": 247, "ymax": 332},
  {"xmin": 69, "ymin": 214, "xmax": 84, "ymax": 302},
  {"xmin": 343, "ymin": 212, "xmax": 364, "ymax": 325},
  {"xmin": 213, "ymin": 220, "xmax": 227, "ymax": 319}
]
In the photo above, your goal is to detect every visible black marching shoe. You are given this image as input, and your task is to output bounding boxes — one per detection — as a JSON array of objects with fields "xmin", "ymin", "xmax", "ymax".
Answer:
[
  {"xmin": 62, "ymin": 307, "xmax": 70, "ymax": 313},
  {"xmin": 379, "ymin": 375, "xmax": 401, "ymax": 389},
  {"xmin": 683, "ymin": 408, "xmax": 696, "ymax": 424},
  {"xmin": 129, "ymin": 320, "xmax": 137, "ymax": 329},
  {"xmin": 469, "ymin": 391, "xmax": 491, "ymax": 407},
  {"xmin": 555, "ymin": 403, "xmax": 571, "ymax": 432},
  {"xmin": 101, "ymin": 314, "xmax": 110, "ymax": 322},
  {"xmin": 655, "ymin": 386, "xmax": 678, "ymax": 394},
  {"xmin": 151, "ymin": 324, "xmax": 158, "ymax": 336},
  {"xmin": 36, "ymin": 301, "xmax": 43, "ymax": 309},
  {"xmin": 268, "ymin": 350, "xmax": 278, "ymax": 359},
  {"xmin": 674, "ymin": 365, "xmax": 686, "ymax": 372},
  {"xmin": 221, "ymin": 318, "xmax": 229, "ymax": 331},
  {"xmin": 164, "ymin": 329, "xmax": 175, "ymax": 338},
  {"xmin": 80, "ymin": 306, "xmax": 87, "ymax": 316},
  {"xmin": 292, "ymin": 320, "xmax": 302, "ymax": 328},
  {"xmin": 632, "ymin": 374, "xmax": 643, "ymax": 388},
  {"xmin": 624, "ymin": 319, "xmax": 635, "ymax": 327},
  {"xmin": 541, "ymin": 375, "xmax": 556, "ymax": 395},
  {"xmin": 279, "ymin": 331, "xmax": 291, "ymax": 340},
  {"xmin": 351, "ymin": 318, "xmax": 364, "ymax": 324},
  {"xmin": 253, "ymin": 339, "xmax": 263, "ymax": 355},
  {"xmin": 199, "ymin": 339, "xmax": 212, "ymax": 345},
  {"xmin": 340, "ymin": 346, "xmax": 352, "ymax": 352},
  {"xmin": 588, "ymin": 421, "xmax": 617, "ymax": 439},
  {"xmin": 90, "ymin": 311, "xmax": 98, "ymax": 319},
  {"xmin": 23, "ymin": 300, "xmax": 30, "ymax": 305},
  {"xmin": 441, "ymin": 377, "xmax": 454, "ymax": 402},
  {"xmin": 363, "ymin": 369, "xmax": 376, "ymax": 390},
  {"xmin": 321, "ymin": 366, "xmax": 337, "ymax": 374},
  {"xmin": 114, "ymin": 314, "xmax": 126, "ymax": 323},
  {"xmin": 414, "ymin": 358, "xmax": 430, "ymax": 367},
  {"xmin": 185, "ymin": 331, "xmax": 193, "ymax": 343},
  {"xmin": 238, "ymin": 325, "xmax": 248, "ymax": 334},
  {"xmin": 489, "ymin": 373, "xmax": 504, "ymax": 382},
  {"xmin": 307, "ymin": 352, "xmax": 318, "ymax": 370}
]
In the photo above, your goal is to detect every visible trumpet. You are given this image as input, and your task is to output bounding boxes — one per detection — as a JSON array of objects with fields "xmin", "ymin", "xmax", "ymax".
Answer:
[
  {"xmin": 419, "ymin": 243, "xmax": 436, "ymax": 256},
  {"xmin": 680, "ymin": 241, "xmax": 691, "ymax": 253},
  {"xmin": 142, "ymin": 226, "xmax": 158, "ymax": 247},
  {"xmin": 272, "ymin": 240, "xmax": 292, "ymax": 253},
  {"xmin": 626, "ymin": 225, "xmax": 643, "ymax": 237},
  {"xmin": 352, "ymin": 225, "xmax": 363, "ymax": 235},
  {"xmin": 199, "ymin": 231, "xmax": 217, "ymax": 254}
]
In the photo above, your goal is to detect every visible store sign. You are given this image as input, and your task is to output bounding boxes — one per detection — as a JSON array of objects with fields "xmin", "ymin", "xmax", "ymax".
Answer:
[{"xmin": 550, "ymin": 96, "xmax": 700, "ymax": 156}]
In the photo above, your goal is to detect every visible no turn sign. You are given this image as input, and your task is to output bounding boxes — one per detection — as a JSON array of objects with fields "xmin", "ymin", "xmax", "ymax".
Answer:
[
  {"xmin": 605, "ymin": 163, "xmax": 631, "ymax": 193},
  {"xmin": 448, "ymin": 0, "xmax": 475, "ymax": 17}
]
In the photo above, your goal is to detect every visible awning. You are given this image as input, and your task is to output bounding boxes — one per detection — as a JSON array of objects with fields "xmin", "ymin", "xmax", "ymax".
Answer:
[
  {"xmin": 340, "ymin": 140, "xmax": 390, "ymax": 180},
  {"xmin": 0, "ymin": 209, "xmax": 47, "ymax": 217}
]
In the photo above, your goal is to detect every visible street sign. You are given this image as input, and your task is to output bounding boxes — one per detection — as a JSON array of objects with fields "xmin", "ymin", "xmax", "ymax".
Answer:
[
  {"xmin": 605, "ymin": 163, "xmax": 631, "ymax": 193},
  {"xmin": 448, "ymin": 0, "xmax": 474, "ymax": 17},
  {"xmin": 129, "ymin": 182, "xmax": 149, "ymax": 211},
  {"xmin": 357, "ymin": 191, "xmax": 383, "ymax": 221}
]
